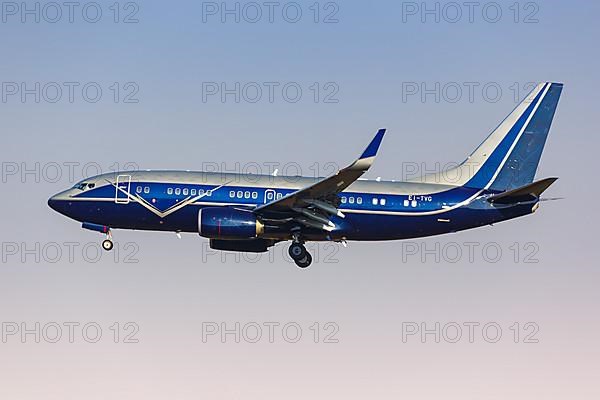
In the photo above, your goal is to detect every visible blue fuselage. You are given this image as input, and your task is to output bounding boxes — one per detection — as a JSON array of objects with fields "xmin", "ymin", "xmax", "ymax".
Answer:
[{"xmin": 48, "ymin": 171, "xmax": 535, "ymax": 242}]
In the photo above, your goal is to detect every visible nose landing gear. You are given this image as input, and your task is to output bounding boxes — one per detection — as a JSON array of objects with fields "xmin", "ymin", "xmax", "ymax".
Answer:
[
  {"xmin": 101, "ymin": 230, "xmax": 113, "ymax": 251},
  {"xmin": 81, "ymin": 222, "xmax": 114, "ymax": 251},
  {"xmin": 288, "ymin": 237, "xmax": 312, "ymax": 269},
  {"xmin": 102, "ymin": 239, "xmax": 114, "ymax": 251}
]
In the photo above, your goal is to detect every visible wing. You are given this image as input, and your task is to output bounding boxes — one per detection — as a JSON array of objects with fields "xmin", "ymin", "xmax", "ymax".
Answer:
[{"xmin": 254, "ymin": 129, "xmax": 386, "ymax": 231}]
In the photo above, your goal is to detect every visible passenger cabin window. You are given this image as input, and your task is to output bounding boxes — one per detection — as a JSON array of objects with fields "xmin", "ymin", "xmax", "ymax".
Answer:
[
  {"xmin": 191, "ymin": 189, "xmax": 197, "ymax": 195},
  {"xmin": 167, "ymin": 188, "xmax": 173, "ymax": 195},
  {"xmin": 144, "ymin": 187, "xmax": 150, "ymax": 194},
  {"xmin": 175, "ymin": 188, "xmax": 181, "ymax": 195},
  {"xmin": 404, "ymin": 199, "xmax": 418, "ymax": 207},
  {"xmin": 183, "ymin": 188, "xmax": 189, "ymax": 196},
  {"xmin": 372, "ymin": 197, "xmax": 387, "ymax": 206},
  {"xmin": 137, "ymin": 186, "xmax": 143, "ymax": 194}
]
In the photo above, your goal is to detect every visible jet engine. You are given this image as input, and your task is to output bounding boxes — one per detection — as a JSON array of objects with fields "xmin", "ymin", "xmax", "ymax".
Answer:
[{"xmin": 198, "ymin": 207, "xmax": 264, "ymax": 240}]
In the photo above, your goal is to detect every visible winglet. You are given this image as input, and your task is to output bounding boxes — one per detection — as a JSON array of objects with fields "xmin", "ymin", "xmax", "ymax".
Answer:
[
  {"xmin": 359, "ymin": 129, "xmax": 386, "ymax": 160},
  {"xmin": 348, "ymin": 128, "xmax": 386, "ymax": 172}
]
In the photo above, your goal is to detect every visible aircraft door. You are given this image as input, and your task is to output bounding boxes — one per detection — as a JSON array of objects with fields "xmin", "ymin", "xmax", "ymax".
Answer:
[
  {"xmin": 115, "ymin": 174, "xmax": 131, "ymax": 204},
  {"xmin": 264, "ymin": 189, "xmax": 276, "ymax": 204}
]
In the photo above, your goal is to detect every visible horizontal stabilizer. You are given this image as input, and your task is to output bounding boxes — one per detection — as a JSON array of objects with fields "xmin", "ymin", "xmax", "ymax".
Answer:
[{"xmin": 487, "ymin": 177, "xmax": 558, "ymax": 204}]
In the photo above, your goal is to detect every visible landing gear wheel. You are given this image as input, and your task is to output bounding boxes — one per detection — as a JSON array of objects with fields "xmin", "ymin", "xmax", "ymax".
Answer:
[
  {"xmin": 289, "ymin": 242, "xmax": 307, "ymax": 261},
  {"xmin": 102, "ymin": 239, "xmax": 114, "ymax": 251},
  {"xmin": 295, "ymin": 252, "xmax": 312, "ymax": 269}
]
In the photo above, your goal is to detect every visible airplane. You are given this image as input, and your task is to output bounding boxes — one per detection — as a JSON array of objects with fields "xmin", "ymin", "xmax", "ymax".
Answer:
[{"xmin": 48, "ymin": 81, "xmax": 563, "ymax": 268}]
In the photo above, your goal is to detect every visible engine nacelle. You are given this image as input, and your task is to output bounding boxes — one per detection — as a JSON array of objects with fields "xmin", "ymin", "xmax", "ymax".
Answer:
[{"xmin": 198, "ymin": 207, "xmax": 264, "ymax": 239}]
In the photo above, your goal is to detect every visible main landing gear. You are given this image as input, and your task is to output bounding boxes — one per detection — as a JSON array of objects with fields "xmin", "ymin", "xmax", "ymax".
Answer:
[{"xmin": 289, "ymin": 236, "xmax": 312, "ymax": 269}]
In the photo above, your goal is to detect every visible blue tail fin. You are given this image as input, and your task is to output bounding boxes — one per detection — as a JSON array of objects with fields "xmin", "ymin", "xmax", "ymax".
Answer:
[
  {"xmin": 489, "ymin": 82, "xmax": 563, "ymax": 191},
  {"xmin": 407, "ymin": 82, "xmax": 563, "ymax": 190}
]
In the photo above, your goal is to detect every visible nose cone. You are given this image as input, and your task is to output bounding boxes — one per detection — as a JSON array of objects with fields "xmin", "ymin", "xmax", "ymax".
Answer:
[
  {"xmin": 47, "ymin": 195, "xmax": 59, "ymax": 211},
  {"xmin": 47, "ymin": 194, "xmax": 65, "ymax": 214},
  {"xmin": 48, "ymin": 190, "xmax": 72, "ymax": 216}
]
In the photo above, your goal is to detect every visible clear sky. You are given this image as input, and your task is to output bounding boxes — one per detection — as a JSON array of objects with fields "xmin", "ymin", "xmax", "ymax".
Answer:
[{"xmin": 1, "ymin": 0, "xmax": 599, "ymax": 398}]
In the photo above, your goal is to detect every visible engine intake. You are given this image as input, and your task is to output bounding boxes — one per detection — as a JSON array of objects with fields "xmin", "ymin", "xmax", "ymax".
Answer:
[{"xmin": 199, "ymin": 207, "xmax": 264, "ymax": 239}]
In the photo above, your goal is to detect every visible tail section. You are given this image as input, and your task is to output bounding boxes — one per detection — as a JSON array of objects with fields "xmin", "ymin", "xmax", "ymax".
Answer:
[
  {"xmin": 488, "ymin": 83, "xmax": 563, "ymax": 191},
  {"xmin": 411, "ymin": 82, "xmax": 563, "ymax": 191}
]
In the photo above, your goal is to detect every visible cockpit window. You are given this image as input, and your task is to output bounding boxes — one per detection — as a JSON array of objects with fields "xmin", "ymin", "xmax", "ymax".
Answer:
[{"xmin": 73, "ymin": 182, "xmax": 96, "ymax": 190}]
